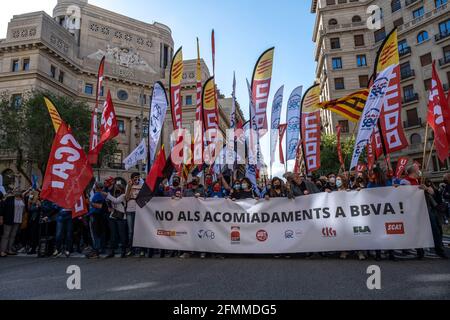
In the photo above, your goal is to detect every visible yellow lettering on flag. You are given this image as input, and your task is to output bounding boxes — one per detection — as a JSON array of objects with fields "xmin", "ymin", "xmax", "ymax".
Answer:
[
  {"xmin": 376, "ymin": 29, "xmax": 399, "ymax": 72},
  {"xmin": 43, "ymin": 96, "xmax": 63, "ymax": 133}
]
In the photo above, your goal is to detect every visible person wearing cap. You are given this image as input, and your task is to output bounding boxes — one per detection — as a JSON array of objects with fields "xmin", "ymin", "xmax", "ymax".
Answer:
[{"xmin": 0, "ymin": 190, "xmax": 25, "ymax": 257}]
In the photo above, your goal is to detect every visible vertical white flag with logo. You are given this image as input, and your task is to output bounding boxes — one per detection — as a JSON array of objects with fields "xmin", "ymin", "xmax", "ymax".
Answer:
[
  {"xmin": 123, "ymin": 139, "xmax": 147, "ymax": 170},
  {"xmin": 350, "ymin": 65, "xmax": 396, "ymax": 170},
  {"xmin": 270, "ymin": 86, "xmax": 284, "ymax": 166},
  {"xmin": 149, "ymin": 82, "xmax": 169, "ymax": 165},
  {"xmin": 286, "ymin": 86, "xmax": 303, "ymax": 161}
]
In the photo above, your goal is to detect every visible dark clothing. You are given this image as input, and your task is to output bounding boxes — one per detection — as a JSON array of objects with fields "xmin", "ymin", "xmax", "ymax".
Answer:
[
  {"xmin": 108, "ymin": 217, "xmax": 128, "ymax": 255},
  {"xmin": 55, "ymin": 212, "xmax": 73, "ymax": 252},
  {"xmin": 234, "ymin": 190, "xmax": 255, "ymax": 199},
  {"xmin": 268, "ymin": 189, "xmax": 287, "ymax": 198},
  {"xmin": 0, "ymin": 196, "xmax": 20, "ymax": 225},
  {"xmin": 183, "ymin": 186, "xmax": 206, "ymax": 197},
  {"xmin": 288, "ymin": 180, "xmax": 320, "ymax": 199}
]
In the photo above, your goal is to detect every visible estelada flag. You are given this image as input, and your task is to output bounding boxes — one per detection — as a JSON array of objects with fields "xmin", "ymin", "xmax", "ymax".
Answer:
[
  {"xmin": 137, "ymin": 146, "xmax": 174, "ymax": 208},
  {"xmin": 98, "ymin": 90, "xmax": 119, "ymax": 150},
  {"xmin": 428, "ymin": 61, "xmax": 450, "ymax": 163},
  {"xmin": 319, "ymin": 89, "xmax": 368, "ymax": 123},
  {"xmin": 41, "ymin": 122, "xmax": 93, "ymax": 213}
]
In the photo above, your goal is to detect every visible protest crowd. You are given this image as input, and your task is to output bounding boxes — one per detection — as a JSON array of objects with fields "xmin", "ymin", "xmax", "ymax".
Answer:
[{"xmin": 0, "ymin": 168, "xmax": 448, "ymax": 261}]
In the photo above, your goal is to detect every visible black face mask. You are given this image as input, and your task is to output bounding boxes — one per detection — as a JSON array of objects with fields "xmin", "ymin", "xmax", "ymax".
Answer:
[
  {"xmin": 173, "ymin": 181, "xmax": 180, "ymax": 187},
  {"xmin": 274, "ymin": 185, "xmax": 281, "ymax": 190}
]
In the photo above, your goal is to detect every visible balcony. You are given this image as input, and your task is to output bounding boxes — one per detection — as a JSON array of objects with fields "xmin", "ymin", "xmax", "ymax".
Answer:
[
  {"xmin": 399, "ymin": 47, "xmax": 412, "ymax": 57},
  {"xmin": 401, "ymin": 69, "xmax": 415, "ymax": 80},
  {"xmin": 403, "ymin": 118, "xmax": 422, "ymax": 129},
  {"xmin": 403, "ymin": 93, "xmax": 419, "ymax": 104},
  {"xmin": 398, "ymin": 3, "xmax": 447, "ymax": 34},
  {"xmin": 439, "ymin": 55, "xmax": 450, "ymax": 67},
  {"xmin": 326, "ymin": 21, "xmax": 366, "ymax": 33},
  {"xmin": 435, "ymin": 30, "xmax": 450, "ymax": 42},
  {"xmin": 405, "ymin": 0, "xmax": 422, "ymax": 7}
]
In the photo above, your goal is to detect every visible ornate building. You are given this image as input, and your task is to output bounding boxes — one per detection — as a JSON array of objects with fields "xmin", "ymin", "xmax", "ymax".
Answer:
[
  {"xmin": 311, "ymin": 0, "xmax": 450, "ymax": 176},
  {"xmin": 0, "ymin": 0, "xmax": 242, "ymax": 190}
]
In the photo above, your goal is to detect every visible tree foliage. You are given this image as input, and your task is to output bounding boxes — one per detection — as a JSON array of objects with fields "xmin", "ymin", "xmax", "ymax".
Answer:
[
  {"xmin": 0, "ymin": 91, "xmax": 118, "ymax": 182},
  {"xmin": 317, "ymin": 133, "xmax": 356, "ymax": 176}
]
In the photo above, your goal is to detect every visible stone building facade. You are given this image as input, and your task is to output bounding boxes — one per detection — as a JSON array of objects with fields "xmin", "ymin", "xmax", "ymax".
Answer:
[
  {"xmin": 311, "ymin": 0, "xmax": 449, "ymax": 176},
  {"xmin": 0, "ymin": 0, "xmax": 242, "ymax": 190}
]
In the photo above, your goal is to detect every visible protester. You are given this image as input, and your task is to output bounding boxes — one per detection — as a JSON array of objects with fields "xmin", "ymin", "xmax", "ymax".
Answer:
[
  {"xmin": 125, "ymin": 173, "xmax": 144, "ymax": 257},
  {"xmin": 0, "ymin": 190, "xmax": 26, "ymax": 257},
  {"xmin": 442, "ymin": 173, "xmax": 450, "ymax": 225},
  {"xmin": 285, "ymin": 173, "xmax": 320, "ymax": 199},
  {"xmin": 233, "ymin": 178, "xmax": 257, "ymax": 200},
  {"xmin": 267, "ymin": 177, "xmax": 287, "ymax": 198},
  {"xmin": 53, "ymin": 206, "xmax": 73, "ymax": 258},
  {"xmin": 104, "ymin": 184, "xmax": 128, "ymax": 259},
  {"xmin": 87, "ymin": 182, "xmax": 106, "ymax": 259},
  {"xmin": 26, "ymin": 190, "xmax": 41, "ymax": 255}
]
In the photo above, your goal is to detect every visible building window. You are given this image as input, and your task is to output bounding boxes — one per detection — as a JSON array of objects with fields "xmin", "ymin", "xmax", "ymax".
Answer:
[
  {"xmin": 338, "ymin": 120, "xmax": 349, "ymax": 133},
  {"xmin": 58, "ymin": 71, "xmax": 64, "ymax": 84},
  {"xmin": 12, "ymin": 59, "xmax": 19, "ymax": 72},
  {"xmin": 391, "ymin": 0, "xmax": 401, "ymax": 12},
  {"xmin": 330, "ymin": 38, "xmax": 341, "ymax": 49},
  {"xmin": 424, "ymin": 78, "xmax": 432, "ymax": 91},
  {"xmin": 357, "ymin": 55, "xmax": 367, "ymax": 67},
  {"xmin": 374, "ymin": 28, "xmax": 386, "ymax": 43},
  {"xmin": 84, "ymin": 83, "xmax": 94, "ymax": 95},
  {"xmin": 100, "ymin": 86, "xmax": 104, "ymax": 97},
  {"xmin": 410, "ymin": 133, "xmax": 422, "ymax": 145},
  {"xmin": 359, "ymin": 75, "xmax": 369, "ymax": 88},
  {"xmin": 412, "ymin": 7, "xmax": 424, "ymax": 19},
  {"xmin": 436, "ymin": 0, "xmax": 448, "ymax": 7},
  {"xmin": 185, "ymin": 95, "xmax": 193, "ymax": 106},
  {"xmin": 22, "ymin": 59, "xmax": 30, "ymax": 71},
  {"xmin": 332, "ymin": 57, "xmax": 343, "ymax": 70},
  {"xmin": 406, "ymin": 108, "xmax": 420, "ymax": 127},
  {"xmin": 11, "ymin": 94, "xmax": 22, "ymax": 109},
  {"xmin": 393, "ymin": 17, "xmax": 404, "ymax": 28},
  {"xmin": 326, "ymin": 0, "xmax": 336, "ymax": 5},
  {"xmin": 118, "ymin": 120, "xmax": 125, "ymax": 134},
  {"xmin": 335, "ymin": 77, "xmax": 345, "ymax": 90},
  {"xmin": 354, "ymin": 34, "xmax": 365, "ymax": 46},
  {"xmin": 398, "ymin": 39, "xmax": 409, "ymax": 53},
  {"xmin": 400, "ymin": 62, "xmax": 412, "ymax": 78},
  {"xmin": 439, "ymin": 19, "xmax": 450, "ymax": 37},
  {"xmin": 403, "ymin": 85, "xmax": 416, "ymax": 100},
  {"xmin": 161, "ymin": 44, "xmax": 170, "ymax": 69},
  {"xmin": 329, "ymin": 19, "xmax": 338, "ymax": 26},
  {"xmin": 117, "ymin": 90, "xmax": 128, "ymax": 101},
  {"xmin": 50, "ymin": 65, "xmax": 56, "ymax": 78},
  {"xmin": 420, "ymin": 53, "xmax": 432, "ymax": 66},
  {"xmin": 417, "ymin": 31, "xmax": 429, "ymax": 43},
  {"xmin": 352, "ymin": 16, "xmax": 362, "ymax": 23}
]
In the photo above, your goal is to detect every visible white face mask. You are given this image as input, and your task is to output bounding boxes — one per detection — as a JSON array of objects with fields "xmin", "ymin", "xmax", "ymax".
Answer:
[
  {"xmin": 336, "ymin": 179, "xmax": 343, "ymax": 188},
  {"xmin": 242, "ymin": 184, "xmax": 249, "ymax": 190}
]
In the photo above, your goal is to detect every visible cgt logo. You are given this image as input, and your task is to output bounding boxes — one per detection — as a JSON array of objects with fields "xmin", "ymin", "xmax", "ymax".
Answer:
[
  {"xmin": 354, "ymin": 226, "xmax": 372, "ymax": 235},
  {"xmin": 386, "ymin": 222, "xmax": 405, "ymax": 235},
  {"xmin": 322, "ymin": 227, "xmax": 337, "ymax": 237},
  {"xmin": 198, "ymin": 230, "xmax": 215, "ymax": 240}
]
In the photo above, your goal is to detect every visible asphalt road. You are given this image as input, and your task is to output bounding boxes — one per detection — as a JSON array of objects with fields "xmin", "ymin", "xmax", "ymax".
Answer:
[{"xmin": 0, "ymin": 250, "xmax": 449, "ymax": 300}]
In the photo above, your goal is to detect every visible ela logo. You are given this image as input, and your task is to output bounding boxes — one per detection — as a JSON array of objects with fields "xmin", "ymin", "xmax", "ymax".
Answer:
[{"xmin": 354, "ymin": 226, "xmax": 372, "ymax": 235}]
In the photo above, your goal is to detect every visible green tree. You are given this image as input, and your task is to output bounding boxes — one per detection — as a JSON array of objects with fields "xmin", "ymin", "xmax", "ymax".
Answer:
[
  {"xmin": 318, "ymin": 133, "xmax": 356, "ymax": 176},
  {"xmin": 0, "ymin": 91, "xmax": 118, "ymax": 183}
]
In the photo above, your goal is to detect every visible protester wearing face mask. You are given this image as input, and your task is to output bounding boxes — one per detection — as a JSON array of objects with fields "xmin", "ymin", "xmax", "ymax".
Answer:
[
  {"xmin": 165, "ymin": 176, "xmax": 183, "ymax": 199},
  {"xmin": 268, "ymin": 178, "xmax": 287, "ymax": 198},
  {"xmin": 233, "ymin": 178, "xmax": 256, "ymax": 200},
  {"xmin": 184, "ymin": 177, "xmax": 205, "ymax": 198},
  {"xmin": 230, "ymin": 180, "xmax": 242, "ymax": 201},
  {"xmin": 324, "ymin": 174, "xmax": 337, "ymax": 193}
]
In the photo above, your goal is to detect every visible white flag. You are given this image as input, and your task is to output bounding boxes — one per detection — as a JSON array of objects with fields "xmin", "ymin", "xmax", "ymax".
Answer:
[
  {"xmin": 351, "ymin": 65, "xmax": 395, "ymax": 170},
  {"xmin": 123, "ymin": 139, "xmax": 147, "ymax": 170},
  {"xmin": 286, "ymin": 86, "xmax": 303, "ymax": 161},
  {"xmin": 149, "ymin": 81, "xmax": 169, "ymax": 165},
  {"xmin": 270, "ymin": 86, "xmax": 284, "ymax": 166}
]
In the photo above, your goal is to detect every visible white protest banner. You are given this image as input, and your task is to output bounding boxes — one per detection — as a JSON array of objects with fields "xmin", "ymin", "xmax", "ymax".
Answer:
[
  {"xmin": 135, "ymin": 186, "xmax": 434, "ymax": 254},
  {"xmin": 123, "ymin": 139, "xmax": 147, "ymax": 170}
]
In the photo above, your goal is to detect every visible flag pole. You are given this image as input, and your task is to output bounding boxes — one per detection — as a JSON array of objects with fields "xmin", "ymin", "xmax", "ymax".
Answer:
[{"xmin": 421, "ymin": 122, "xmax": 429, "ymax": 171}]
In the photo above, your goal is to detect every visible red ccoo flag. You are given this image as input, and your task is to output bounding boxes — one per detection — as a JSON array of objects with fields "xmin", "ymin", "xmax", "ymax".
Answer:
[
  {"xmin": 98, "ymin": 90, "xmax": 119, "ymax": 151},
  {"xmin": 428, "ymin": 61, "xmax": 450, "ymax": 163}
]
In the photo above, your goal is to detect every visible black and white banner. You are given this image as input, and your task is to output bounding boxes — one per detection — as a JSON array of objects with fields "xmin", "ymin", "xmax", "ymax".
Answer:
[{"xmin": 134, "ymin": 187, "xmax": 433, "ymax": 254}]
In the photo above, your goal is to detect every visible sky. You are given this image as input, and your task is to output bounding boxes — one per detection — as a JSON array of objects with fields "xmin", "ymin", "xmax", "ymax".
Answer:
[{"xmin": 0, "ymin": 0, "xmax": 317, "ymax": 177}]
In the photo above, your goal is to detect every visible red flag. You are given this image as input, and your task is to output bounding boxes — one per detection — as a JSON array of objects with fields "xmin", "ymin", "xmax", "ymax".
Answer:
[
  {"xmin": 211, "ymin": 29, "xmax": 216, "ymax": 75},
  {"xmin": 278, "ymin": 124, "xmax": 287, "ymax": 165},
  {"xmin": 336, "ymin": 125, "xmax": 344, "ymax": 168},
  {"xmin": 41, "ymin": 123, "xmax": 93, "ymax": 212},
  {"xmin": 146, "ymin": 146, "xmax": 167, "ymax": 193},
  {"xmin": 98, "ymin": 90, "xmax": 119, "ymax": 150},
  {"xmin": 356, "ymin": 163, "xmax": 367, "ymax": 173},
  {"xmin": 395, "ymin": 157, "xmax": 409, "ymax": 178},
  {"xmin": 88, "ymin": 56, "xmax": 106, "ymax": 164},
  {"xmin": 428, "ymin": 61, "xmax": 450, "ymax": 163}
]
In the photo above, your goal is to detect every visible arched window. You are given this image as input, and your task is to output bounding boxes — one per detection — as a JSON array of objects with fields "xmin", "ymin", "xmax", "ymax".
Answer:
[
  {"xmin": 328, "ymin": 19, "xmax": 338, "ymax": 26},
  {"xmin": 410, "ymin": 133, "xmax": 422, "ymax": 145},
  {"xmin": 391, "ymin": 0, "xmax": 401, "ymax": 13},
  {"xmin": 352, "ymin": 16, "xmax": 362, "ymax": 23},
  {"xmin": 417, "ymin": 31, "xmax": 429, "ymax": 43}
]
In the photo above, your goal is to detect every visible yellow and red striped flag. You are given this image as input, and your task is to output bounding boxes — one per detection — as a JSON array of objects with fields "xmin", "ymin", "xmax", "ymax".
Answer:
[
  {"xmin": 43, "ymin": 96, "xmax": 63, "ymax": 133},
  {"xmin": 318, "ymin": 89, "xmax": 368, "ymax": 123}
]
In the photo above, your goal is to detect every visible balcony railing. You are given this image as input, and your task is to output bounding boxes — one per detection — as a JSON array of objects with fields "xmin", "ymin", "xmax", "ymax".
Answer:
[
  {"xmin": 403, "ymin": 93, "xmax": 419, "ymax": 104},
  {"xmin": 435, "ymin": 30, "xmax": 450, "ymax": 42},
  {"xmin": 398, "ymin": 3, "xmax": 447, "ymax": 34},
  {"xmin": 405, "ymin": 0, "xmax": 422, "ymax": 7},
  {"xmin": 399, "ymin": 47, "xmax": 412, "ymax": 57},
  {"xmin": 403, "ymin": 118, "xmax": 422, "ymax": 129},
  {"xmin": 401, "ymin": 69, "xmax": 415, "ymax": 80},
  {"xmin": 326, "ymin": 21, "xmax": 366, "ymax": 33},
  {"xmin": 439, "ymin": 55, "xmax": 450, "ymax": 67}
]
